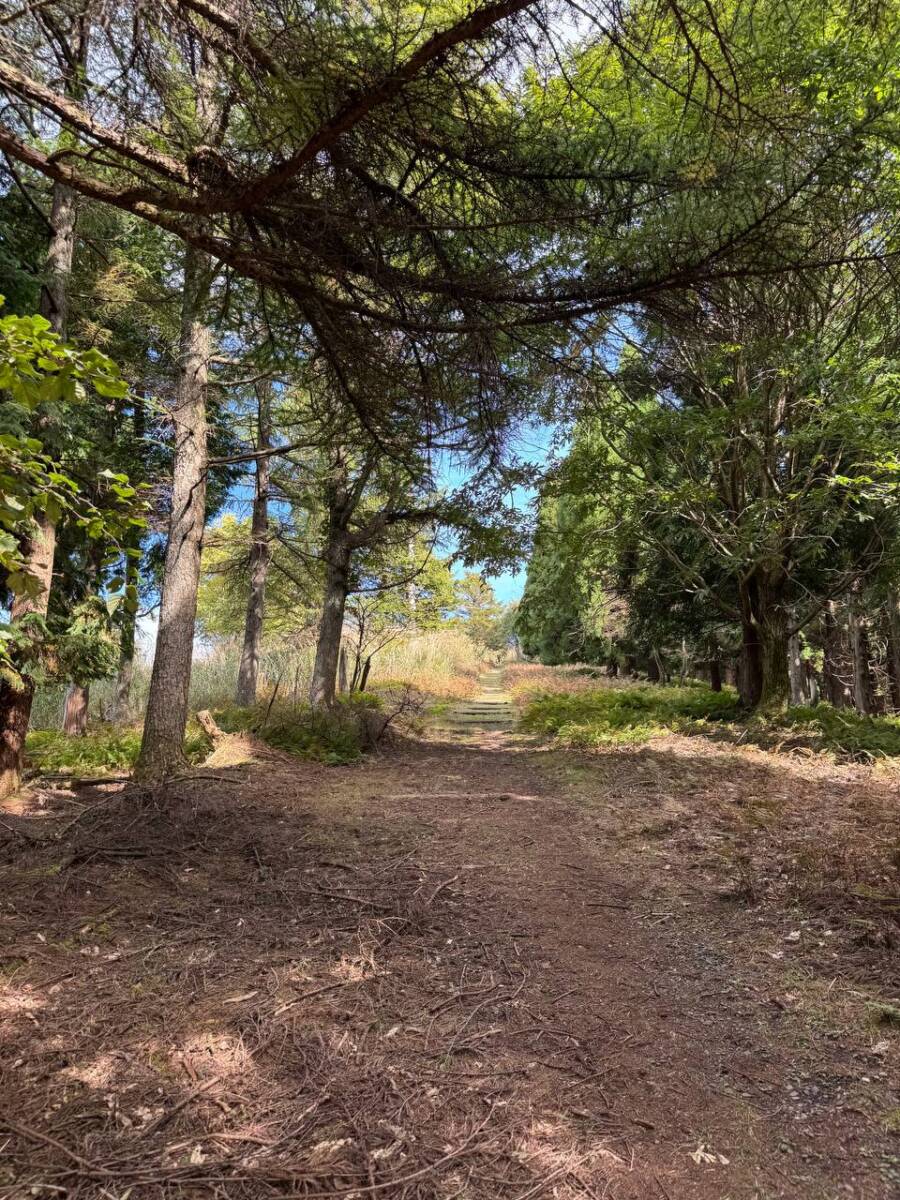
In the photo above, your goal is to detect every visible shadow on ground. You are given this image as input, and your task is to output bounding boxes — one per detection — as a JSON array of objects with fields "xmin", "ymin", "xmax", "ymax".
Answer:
[{"xmin": 0, "ymin": 731, "xmax": 897, "ymax": 1198}]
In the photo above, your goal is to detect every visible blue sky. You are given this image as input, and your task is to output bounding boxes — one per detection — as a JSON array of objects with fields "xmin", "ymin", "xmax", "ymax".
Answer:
[{"xmin": 439, "ymin": 416, "xmax": 556, "ymax": 605}]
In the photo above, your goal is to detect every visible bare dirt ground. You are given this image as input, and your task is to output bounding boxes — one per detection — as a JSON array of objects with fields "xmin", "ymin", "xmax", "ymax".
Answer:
[{"xmin": 1, "ymin": 688, "xmax": 898, "ymax": 1198}]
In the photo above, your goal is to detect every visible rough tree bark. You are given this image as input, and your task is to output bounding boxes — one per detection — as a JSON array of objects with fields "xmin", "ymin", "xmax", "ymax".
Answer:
[
  {"xmin": 887, "ymin": 590, "xmax": 900, "ymax": 713},
  {"xmin": 822, "ymin": 601, "xmax": 853, "ymax": 708},
  {"xmin": 308, "ymin": 525, "xmax": 352, "ymax": 709},
  {"xmin": 788, "ymin": 630, "xmax": 806, "ymax": 706},
  {"xmin": 737, "ymin": 575, "xmax": 789, "ymax": 711},
  {"xmin": 0, "ymin": 516, "xmax": 56, "ymax": 798},
  {"xmin": 758, "ymin": 612, "xmax": 790, "ymax": 712},
  {"xmin": 134, "ymin": 244, "xmax": 210, "ymax": 779},
  {"xmin": 708, "ymin": 651, "xmax": 723, "ymax": 693},
  {"xmin": 848, "ymin": 595, "xmax": 874, "ymax": 716},
  {"xmin": 235, "ymin": 383, "xmax": 272, "ymax": 707}
]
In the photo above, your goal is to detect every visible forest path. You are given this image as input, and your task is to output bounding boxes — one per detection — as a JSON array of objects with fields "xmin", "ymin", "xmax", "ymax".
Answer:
[
  {"xmin": 1, "ymin": 728, "xmax": 897, "ymax": 1198},
  {"xmin": 335, "ymin": 732, "xmax": 898, "ymax": 1200},
  {"xmin": 430, "ymin": 668, "xmax": 516, "ymax": 734}
]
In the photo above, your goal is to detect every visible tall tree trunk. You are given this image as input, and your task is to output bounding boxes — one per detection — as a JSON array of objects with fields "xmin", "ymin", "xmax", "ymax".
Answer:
[
  {"xmin": 0, "ymin": 517, "xmax": 56, "ymax": 797},
  {"xmin": 109, "ymin": 394, "xmax": 146, "ymax": 724},
  {"xmin": 235, "ymin": 384, "xmax": 272, "ymax": 707},
  {"xmin": 0, "ymin": 182, "xmax": 77, "ymax": 797},
  {"xmin": 737, "ymin": 619, "xmax": 763, "ymax": 707},
  {"xmin": 822, "ymin": 601, "xmax": 853, "ymax": 708},
  {"xmin": 359, "ymin": 656, "xmax": 372, "ymax": 693},
  {"xmin": 62, "ymin": 685, "xmax": 89, "ymax": 735},
  {"xmin": 758, "ymin": 612, "xmax": 790, "ymax": 712},
  {"xmin": 134, "ymin": 245, "xmax": 210, "ymax": 780},
  {"xmin": 787, "ymin": 630, "xmax": 805, "ymax": 706},
  {"xmin": 887, "ymin": 590, "xmax": 900, "ymax": 713},
  {"xmin": 309, "ymin": 528, "xmax": 351, "ymax": 709},
  {"xmin": 737, "ymin": 576, "xmax": 762, "ymax": 707},
  {"xmin": 738, "ymin": 575, "xmax": 789, "ymax": 711},
  {"xmin": 709, "ymin": 652, "xmax": 723, "ymax": 693},
  {"xmin": 849, "ymin": 596, "xmax": 873, "ymax": 716},
  {"xmin": 679, "ymin": 637, "xmax": 689, "ymax": 684}
]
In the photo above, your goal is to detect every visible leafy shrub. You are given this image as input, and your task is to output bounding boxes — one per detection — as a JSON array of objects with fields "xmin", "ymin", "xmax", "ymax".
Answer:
[
  {"xmin": 26, "ymin": 727, "xmax": 143, "ymax": 773},
  {"xmin": 519, "ymin": 684, "xmax": 741, "ymax": 746},
  {"xmin": 519, "ymin": 676, "xmax": 900, "ymax": 760},
  {"xmin": 26, "ymin": 725, "xmax": 210, "ymax": 775},
  {"xmin": 762, "ymin": 705, "xmax": 900, "ymax": 760}
]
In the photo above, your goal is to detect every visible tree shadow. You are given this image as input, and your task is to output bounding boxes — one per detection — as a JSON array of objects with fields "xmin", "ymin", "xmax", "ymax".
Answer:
[{"xmin": 0, "ymin": 731, "xmax": 896, "ymax": 1198}]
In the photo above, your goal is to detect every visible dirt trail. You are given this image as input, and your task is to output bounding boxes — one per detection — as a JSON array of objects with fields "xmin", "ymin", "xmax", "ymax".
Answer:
[
  {"xmin": 1, "ymin": 695, "xmax": 898, "ymax": 1198},
  {"xmin": 431, "ymin": 668, "xmax": 516, "ymax": 734}
]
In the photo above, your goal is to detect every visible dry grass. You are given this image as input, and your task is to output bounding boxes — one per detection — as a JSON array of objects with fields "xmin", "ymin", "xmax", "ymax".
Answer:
[
  {"xmin": 503, "ymin": 663, "xmax": 618, "ymax": 707},
  {"xmin": 31, "ymin": 630, "xmax": 485, "ymax": 730},
  {"xmin": 369, "ymin": 631, "xmax": 482, "ymax": 700}
]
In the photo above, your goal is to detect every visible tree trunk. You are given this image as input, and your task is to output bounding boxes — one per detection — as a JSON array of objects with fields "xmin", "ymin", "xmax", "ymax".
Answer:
[
  {"xmin": 338, "ymin": 646, "xmax": 349, "ymax": 694},
  {"xmin": 654, "ymin": 648, "xmax": 668, "ymax": 683},
  {"xmin": 887, "ymin": 590, "xmax": 900, "ymax": 712},
  {"xmin": 737, "ymin": 575, "xmax": 789, "ymax": 711},
  {"xmin": 41, "ymin": 182, "xmax": 77, "ymax": 334},
  {"xmin": 849, "ymin": 597, "xmax": 873, "ymax": 716},
  {"xmin": 679, "ymin": 637, "xmax": 689, "ymax": 684},
  {"xmin": 309, "ymin": 530, "xmax": 351, "ymax": 709},
  {"xmin": 0, "ymin": 183, "xmax": 77, "ymax": 797},
  {"xmin": 109, "ymin": 395, "xmax": 146, "ymax": 724},
  {"xmin": 737, "ymin": 619, "xmax": 763, "ymax": 708},
  {"xmin": 109, "ymin": 543, "xmax": 139, "ymax": 723},
  {"xmin": 62, "ymin": 684, "xmax": 89, "ymax": 735},
  {"xmin": 0, "ymin": 679, "xmax": 34, "ymax": 799},
  {"xmin": 787, "ymin": 631, "xmax": 805, "ymax": 706},
  {"xmin": 134, "ymin": 245, "xmax": 210, "ymax": 780},
  {"xmin": 758, "ymin": 613, "xmax": 790, "ymax": 713},
  {"xmin": 235, "ymin": 384, "xmax": 272, "ymax": 707},
  {"xmin": 359, "ymin": 656, "xmax": 372, "ymax": 692},
  {"xmin": 709, "ymin": 654, "xmax": 723, "ymax": 693},
  {"xmin": 0, "ymin": 513, "xmax": 58, "ymax": 798},
  {"xmin": 825, "ymin": 604, "xmax": 854, "ymax": 705}
]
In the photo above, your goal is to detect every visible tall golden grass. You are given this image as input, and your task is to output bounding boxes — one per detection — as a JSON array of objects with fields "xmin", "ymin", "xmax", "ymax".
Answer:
[
  {"xmin": 502, "ymin": 662, "xmax": 621, "ymax": 707},
  {"xmin": 31, "ymin": 627, "xmax": 485, "ymax": 728}
]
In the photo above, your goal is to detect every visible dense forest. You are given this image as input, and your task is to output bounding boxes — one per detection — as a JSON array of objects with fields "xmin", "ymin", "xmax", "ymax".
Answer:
[{"xmin": 1, "ymin": 4, "xmax": 900, "ymax": 1197}]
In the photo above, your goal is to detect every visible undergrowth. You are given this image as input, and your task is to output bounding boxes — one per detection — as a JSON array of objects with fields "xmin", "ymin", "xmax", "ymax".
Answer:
[
  {"xmin": 25, "ymin": 726, "xmax": 209, "ymax": 775},
  {"xmin": 29, "ymin": 629, "xmax": 482, "ymax": 729},
  {"xmin": 25, "ymin": 695, "xmax": 379, "ymax": 775},
  {"xmin": 759, "ymin": 704, "xmax": 900, "ymax": 760},
  {"xmin": 519, "ymin": 681, "xmax": 900, "ymax": 760},
  {"xmin": 519, "ymin": 684, "xmax": 740, "ymax": 746},
  {"xmin": 214, "ymin": 696, "xmax": 378, "ymax": 764}
]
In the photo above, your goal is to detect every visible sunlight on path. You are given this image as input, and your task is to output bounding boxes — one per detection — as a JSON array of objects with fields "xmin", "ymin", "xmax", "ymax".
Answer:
[{"xmin": 430, "ymin": 667, "xmax": 516, "ymax": 736}]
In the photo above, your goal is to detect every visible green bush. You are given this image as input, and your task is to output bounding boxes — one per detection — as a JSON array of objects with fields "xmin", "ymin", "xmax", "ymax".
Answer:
[{"xmin": 520, "ymin": 684, "xmax": 741, "ymax": 746}]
